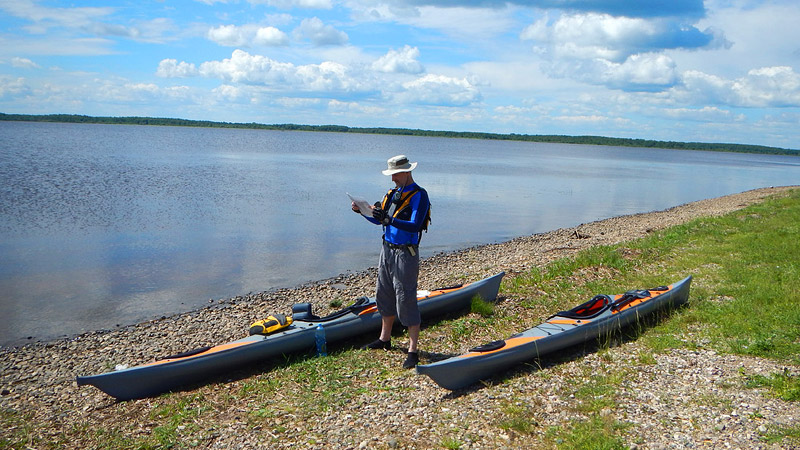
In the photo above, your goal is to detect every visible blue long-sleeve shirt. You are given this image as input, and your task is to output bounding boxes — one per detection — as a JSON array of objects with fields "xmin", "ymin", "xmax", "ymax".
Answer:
[{"xmin": 365, "ymin": 183, "xmax": 430, "ymax": 246}]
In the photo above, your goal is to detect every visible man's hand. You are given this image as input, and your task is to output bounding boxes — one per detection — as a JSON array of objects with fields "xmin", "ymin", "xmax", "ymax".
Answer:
[
  {"xmin": 351, "ymin": 202, "xmax": 361, "ymax": 214},
  {"xmin": 372, "ymin": 207, "xmax": 391, "ymax": 225}
]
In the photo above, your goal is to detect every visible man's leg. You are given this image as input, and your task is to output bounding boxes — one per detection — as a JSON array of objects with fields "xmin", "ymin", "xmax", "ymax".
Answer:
[
  {"xmin": 403, "ymin": 324, "xmax": 421, "ymax": 369},
  {"xmin": 407, "ymin": 324, "xmax": 419, "ymax": 353},
  {"xmin": 379, "ymin": 315, "xmax": 395, "ymax": 342}
]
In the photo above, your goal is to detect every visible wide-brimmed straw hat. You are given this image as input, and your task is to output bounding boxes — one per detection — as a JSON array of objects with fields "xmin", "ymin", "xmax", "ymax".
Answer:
[{"xmin": 382, "ymin": 154, "xmax": 417, "ymax": 175}]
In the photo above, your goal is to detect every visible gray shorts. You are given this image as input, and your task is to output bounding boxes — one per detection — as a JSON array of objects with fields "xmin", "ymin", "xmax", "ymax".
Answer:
[{"xmin": 375, "ymin": 240, "xmax": 421, "ymax": 327}]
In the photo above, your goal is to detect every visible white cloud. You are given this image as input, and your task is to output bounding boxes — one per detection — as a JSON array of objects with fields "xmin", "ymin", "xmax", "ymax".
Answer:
[
  {"xmin": 208, "ymin": 25, "xmax": 247, "ymax": 46},
  {"xmin": 522, "ymin": 12, "xmax": 721, "ymax": 63},
  {"xmin": 212, "ymin": 84, "xmax": 247, "ymax": 101},
  {"xmin": 157, "ymin": 59, "xmax": 199, "ymax": 78},
  {"xmin": 254, "ymin": 27, "xmax": 290, "ymax": 46},
  {"xmin": 193, "ymin": 50, "xmax": 367, "ymax": 93},
  {"xmin": 604, "ymin": 53, "xmax": 678, "ymax": 90},
  {"xmin": 543, "ymin": 52, "xmax": 679, "ymax": 92},
  {"xmin": 372, "ymin": 45, "xmax": 424, "ymax": 74},
  {"xmin": 328, "ymin": 99, "xmax": 385, "ymax": 115},
  {"xmin": 0, "ymin": 75, "xmax": 32, "ymax": 99},
  {"xmin": 293, "ymin": 17, "xmax": 348, "ymax": 46},
  {"xmin": 11, "ymin": 57, "xmax": 41, "ymax": 69},
  {"xmin": 207, "ymin": 24, "xmax": 289, "ymax": 47},
  {"xmin": 0, "ymin": 0, "xmax": 113, "ymax": 33},
  {"xmin": 400, "ymin": 74, "xmax": 481, "ymax": 106},
  {"xmin": 522, "ymin": 12, "xmax": 724, "ymax": 91},
  {"xmin": 662, "ymin": 106, "xmax": 742, "ymax": 123},
  {"xmin": 198, "ymin": 50, "xmax": 295, "ymax": 84},
  {"xmin": 680, "ymin": 66, "xmax": 800, "ymax": 108},
  {"xmin": 734, "ymin": 66, "xmax": 800, "ymax": 108}
]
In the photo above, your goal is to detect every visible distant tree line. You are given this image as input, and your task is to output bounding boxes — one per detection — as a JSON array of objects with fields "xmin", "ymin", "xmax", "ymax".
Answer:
[{"xmin": 2, "ymin": 112, "xmax": 797, "ymax": 156}]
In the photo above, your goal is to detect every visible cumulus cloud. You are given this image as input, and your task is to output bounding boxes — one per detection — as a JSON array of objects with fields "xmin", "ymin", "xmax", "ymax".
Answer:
[
  {"xmin": 156, "ymin": 59, "xmax": 198, "ymax": 78},
  {"xmin": 602, "ymin": 53, "xmax": 679, "ymax": 90},
  {"xmin": 522, "ymin": 13, "xmax": 720, "ymax": 62},
  {"xmin": 207, "ymin": 24, "xmax": 289, "ymax": 47},
  {"xmin": 213, "ymin": 84, "xmax": 247, "ymax": 101},
  {"xmin": 372, "ymin": 45, "xmax": 424, "ymax": 74},
  {"xmin": 181, "ymin": 50, "xmax": 367, "ymax": 93},
  {"xmin": 254, "ymin": 27, "xmax": 290, "ymax": 46},
  {"xmin": 293, "ymin": 17, "xmax": 348, "ymax": 45},
  {"xmin": 681, "ymin": 66, "xmax": 800, "ymax": 108},
  {"xmin": 400, "ymin": 74, "xmax": 481, "ymax": 106},
  {"xmin": 521, "ymin": 12, "xmax": 725, "ymax": 92}
]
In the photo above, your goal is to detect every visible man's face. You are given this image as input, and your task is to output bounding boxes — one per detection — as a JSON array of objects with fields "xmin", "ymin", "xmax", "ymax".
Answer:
[{"xmin": 391, "ymin": 171, "xmax": 410, "ymax": 187}]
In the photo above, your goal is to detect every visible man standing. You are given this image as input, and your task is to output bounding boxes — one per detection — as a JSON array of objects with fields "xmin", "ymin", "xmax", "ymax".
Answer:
[{"xmin": 352, "ymin": 155, "xmax": 431, "ymax": 369}]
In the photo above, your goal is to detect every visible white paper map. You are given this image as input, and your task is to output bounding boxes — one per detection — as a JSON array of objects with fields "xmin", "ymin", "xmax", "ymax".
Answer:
[{"xmin": 347, "ymin": 193, "xmax": 373, "ymax": 218}]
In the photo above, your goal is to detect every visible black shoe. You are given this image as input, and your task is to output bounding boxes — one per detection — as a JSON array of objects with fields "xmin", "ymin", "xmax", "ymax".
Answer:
[
  {"xmin": 362, "ymin": 339, "xmax": 391, "ymax": 350},
  {"xmin": 402, "ymin": 351, "xmax": 419, "ymax": 369}
]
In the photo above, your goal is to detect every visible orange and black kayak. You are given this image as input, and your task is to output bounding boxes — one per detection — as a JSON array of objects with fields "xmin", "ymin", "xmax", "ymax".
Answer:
[
  {"xmin": 416, "ymin": 275, "xmax": 691, "ymax": 390},
  {"xmin": 76, "ymin": 272, "xmax": 504, "ymax": 400}
]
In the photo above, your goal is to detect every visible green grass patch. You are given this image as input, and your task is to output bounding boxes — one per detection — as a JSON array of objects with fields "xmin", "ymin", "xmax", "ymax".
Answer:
[
  {"xmin": 440, "ymin": 436, "xmax": 463, "ymax": 449},
  {"xmin": 547, "ymin": 414, "xmax": 630, "ymax": 450},
  {"xmin": 760, "ymin": 423, "xmax": 800, "ymax": 445},
  {"xmin": 743, "ymin": 368, "xmax": 800, "ymax": 402},
  {"xmin": 470, "ymin": 295, "xmax": 495, "ymax": 317},
  {"xmin": 1, "ymin": 408, "xmax": 40, "ymax": 450},
  {"xmin": 498, "ymin": 402, "xmax": 539, "ymax": 435}
]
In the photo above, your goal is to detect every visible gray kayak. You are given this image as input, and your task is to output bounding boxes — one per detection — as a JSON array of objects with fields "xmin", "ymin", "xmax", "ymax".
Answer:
[
  {"xmin": 77, "ymin": 272, "xmax": 504, "ymax": 400},
  {"xmin": 416, "ymin": 275, "xmax": 692, "ymax": 390}
]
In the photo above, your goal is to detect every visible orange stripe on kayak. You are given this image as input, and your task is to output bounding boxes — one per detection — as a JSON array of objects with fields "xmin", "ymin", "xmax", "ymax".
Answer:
[
  {"xmin": 457, "ymin": 336, "xmax": 543, "ymax": 358},
  {"xmin": 143, "ymin": 340, "xmax": 256, "ymax": 366},
  {"xmin": 357, "ymin": 284, "xmax": 468, "ymax": 316},
  {"xmin": 547, "ymin": 318, "xmax": 591, "ymax": 325}
]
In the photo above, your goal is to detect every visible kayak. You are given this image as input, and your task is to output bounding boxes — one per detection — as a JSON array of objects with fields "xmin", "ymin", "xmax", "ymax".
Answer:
[
  {"xmin": 416, "ymin": 275, "xmax": 691, "ymax": 390},
  {"xmin": 77, "ymin": 272, "xmax": 504, "ymax": 400}
]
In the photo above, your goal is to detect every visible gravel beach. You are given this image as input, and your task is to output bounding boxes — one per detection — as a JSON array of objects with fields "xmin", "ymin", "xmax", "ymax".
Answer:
[{"xmin": 2, "ymin": 185, "xmax": 798, "ymax": 449}]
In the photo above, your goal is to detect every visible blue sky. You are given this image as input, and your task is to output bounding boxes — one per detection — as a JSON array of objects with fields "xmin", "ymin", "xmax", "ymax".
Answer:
[{"xmin": 1, "ymin": 0, "xmax": 799, "ymax": 149}]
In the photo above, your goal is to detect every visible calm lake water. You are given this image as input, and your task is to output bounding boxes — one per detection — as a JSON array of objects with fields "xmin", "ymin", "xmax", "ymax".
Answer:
[{"xmin": 1, "ymin": 121, "xmax": 798, "ymax": 346}]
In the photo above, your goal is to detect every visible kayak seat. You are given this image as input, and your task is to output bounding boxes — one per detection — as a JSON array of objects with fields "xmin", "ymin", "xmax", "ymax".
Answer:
[
  {"xmin": 469, "ymin": 340, "xmax": 506, "ymax": 353},
  {"xmin": 291, "ymin": 303, "xmax": 317, "ymax": 321},
  {"xmin": 556, "ymin": 294, "xmax": 612, "ymax": 319},
  {"xmin": 299, "ymin": 296, "xmax": 373, "ymax": 323}
]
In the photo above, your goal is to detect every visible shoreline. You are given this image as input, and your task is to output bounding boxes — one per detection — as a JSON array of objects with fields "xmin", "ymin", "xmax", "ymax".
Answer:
[
  {"xmin": 1, "ymin": 186, "xmax": 796, "ymax": 355},
  {"xmin": 2, "ymin": 185, "xmax": 792, "ymax": 351},
  {"xmin": 2, "ymin": 185, "xmax": 798, "ymax": 449}
]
